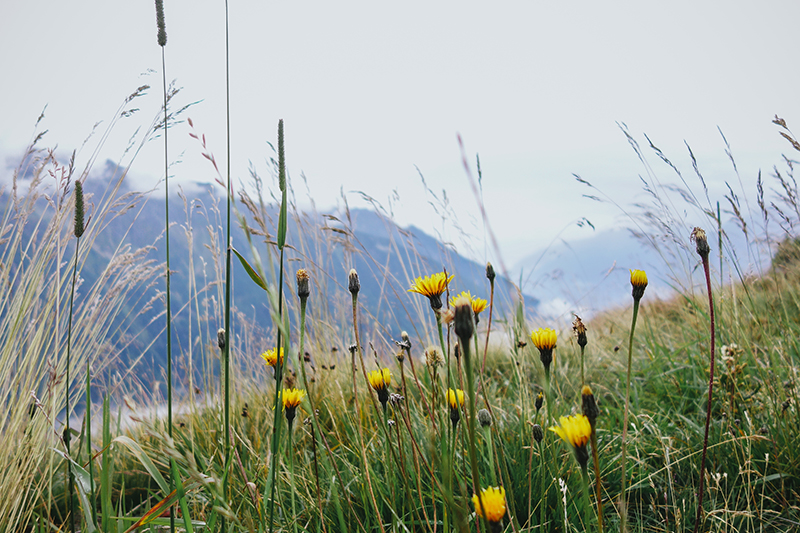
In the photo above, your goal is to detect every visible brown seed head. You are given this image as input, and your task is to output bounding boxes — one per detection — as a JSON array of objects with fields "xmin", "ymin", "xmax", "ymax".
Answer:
[{"xmin": 573, "ymin": 315, "xmax": 587, "ymax": 349}]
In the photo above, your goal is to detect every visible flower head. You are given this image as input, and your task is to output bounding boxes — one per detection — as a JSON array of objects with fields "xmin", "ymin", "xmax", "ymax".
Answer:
[
  {"xmin": 450, "ymin": 291, "xmax": 488, "ymax": 316},
  {"xmin": 446, "ymin": 388, "xmax": 464, "ymax": 409},
  {"xmin": 281, "ymin": 388, "xmax": 306, "ymax": 425},
  {"xmin": 368, "ymin": 368, "xmax": 392, "ymax": 409},
  {"xmin": 530, "ymin": 328, "xmax": 557, "ymax": 374},
  {"xmin": 408, "ymin": 272, "xmax": 454, "ymax": 310},
  {"xmin": 581, "ymin": 385, "xmax": 599, "ymax": 428},
  {"xmin": 261, "ymin": 347, "xmax": 284, "ymax": 368},
  {"xmin": 472, "ymin": 486, "xmax": 506, "ymax": 523},
  {"xmin": 549, "ymin": 414, "xmax": 592, "ymax": 468},
  {"xmin": 572, "ymin": 315, "xmax": 587, "ymax": 349},
  {"xmin": 630, "ymin": 269, "xmax": 648, "ymax": 301}
]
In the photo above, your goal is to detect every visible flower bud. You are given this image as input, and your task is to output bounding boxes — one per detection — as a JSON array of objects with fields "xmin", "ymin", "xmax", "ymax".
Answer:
[
  {"xmin": 692, "ymin": 227, "xmax": 710, "ymax": 260},
  {"xmin": 348, "ymin": 269, "xmax": 360, "ymax": 295},
  {"xmin": 217, "ymin": 328, "xmax": 226, "ymax": 350},
  {"xmin": 296, "ymin": 268, "xmax": 310, "ymax": 299},
  {"xmin": 532, "ymin": 423, "xmax": 543, "ymax": 443},
  {"xmin": 486, "ymin": 262, "xmax": 496, "ymax": 283},
  {"xmin": 478, "ymin": 408, "xmax": 492, "ymax": 428}
]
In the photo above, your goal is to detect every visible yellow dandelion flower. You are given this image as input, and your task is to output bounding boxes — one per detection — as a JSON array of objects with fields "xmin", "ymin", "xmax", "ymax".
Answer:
[
  {"xmin": 472, "ymin": 486, "xmax": 506, "ymax": 523},
  {"xmin": 630, "ymin": 269, "xmax": 648, "ymax": 301},
  {"xmin": 446, "ymin": 388, "xmax": 465, "ymax": 409},
  {"xmin": 530, "ymin": 328, "xmax": 557, "ymax": 350},
  {"xmin": 261, "ymin": 347, "xmax": 284, "ymax": 367},
  {"xmin": 368, "ymin": 368, "xmax": 392, "ymax": 410},
  {"xmin": 530, "ymin": 328, "xmax": 557, "ymax": 374},
  {"xmin": 408, "ymin": 272, "xmax": 454, "ymax": 310},
  {"xmin": 281, "ymin": 388, "xmax": 306, "ymax": 425},
  {"xmin": 549, "ymin": 414, "xmax": 592, "ymax": 468},
  {"xmin": 281, "ymin": 388, "xmax": 306, "ymax": 410},
  {"xmin": 367, "ymin": 368, "xmax": 391, "ymax": 391}
]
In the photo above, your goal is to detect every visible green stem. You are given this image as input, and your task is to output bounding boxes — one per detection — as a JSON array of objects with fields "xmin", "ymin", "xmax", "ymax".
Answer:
[
  {"xmin": 620, "ymin": 298, "xmax": 640, "ymax": 533},
  {"xmin": 222, "ymin": 0, "xmax": 232, "ymax": 526},
  {"xmin": 160, "ymin": 45, "xmax": 176, "ymax": 533},
  {"xmin": 462, "ymin": 333, "xmax": 486, "ymax": 531},
  {"xmin": 65, "ymin": 235, "xmax": 81, "ymax": 533},
  {"xmin": 288, "ymin": 422, "xmax": 298, "ymax": 533},
  {"xmin": 581, "ymin": 464, "xmax": 591, "ymax": 531},
  {"xmin": 590, "ymin": 431, "xmax": 603, "ymax": 533},
  {"xmin": 267, "ymin": 247, "xmax": 286, "ymax": 533}
]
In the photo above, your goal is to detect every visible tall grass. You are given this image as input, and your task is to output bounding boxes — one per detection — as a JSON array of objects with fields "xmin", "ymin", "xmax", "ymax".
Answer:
[{"xmin": 7, "ymin": 13, "xmax": 800, "ymax": 533}]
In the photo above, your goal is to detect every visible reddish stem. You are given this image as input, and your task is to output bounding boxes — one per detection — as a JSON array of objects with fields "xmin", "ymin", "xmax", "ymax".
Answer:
[{"xmin": 693, "ymin": 255, "xmax": 715, "ymax": 533}]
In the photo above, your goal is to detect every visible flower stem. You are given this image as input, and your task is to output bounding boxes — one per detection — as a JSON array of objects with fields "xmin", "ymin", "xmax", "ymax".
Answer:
[
  {"xmin": 620, "ymin": 298, "xmax": 640, "ymax": 533},
  {"xmin": 692, "ymin": 253, "xmax": 716, "ymax": 533}
]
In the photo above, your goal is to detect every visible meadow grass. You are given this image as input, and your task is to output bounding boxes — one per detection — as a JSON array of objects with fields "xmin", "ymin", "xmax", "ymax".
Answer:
[{"xmin": 5, "ymin": 15, "xmax": 800, "ymax": 533}]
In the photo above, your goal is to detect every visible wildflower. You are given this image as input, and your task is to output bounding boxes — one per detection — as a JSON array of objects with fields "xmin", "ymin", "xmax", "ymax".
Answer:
[
  {"xmin": 368, "ymin": 368, "xmax": 392, "ymax": 409},
  {"xmin": 573, "ymin": 315, "xmax": 587, "ymax": 349},
  {"xmin": 450, "ymin": 291, "xmax": 488, "ymax": 324},
  {"xmin": 581, "ymin": 385, "xmax": 599, "ymax": 429},
  {"xmin": 478, "ymin": 408, "xmax": 492, "ymax": 428},
  {"xmin": 549, "ymin": 414, "xmax": 592, "ymax": 468},
  {"xmin": 630, "ymin": 269, "xmax": 648, "ymax": 301},
  {"xmin": 691, "ymin": 227, "xmax": 710, "ymax": 259},
  {"xmin": 486, "ymin": 262, "xmax": 496, "ymax": 283},
  {"xmin": 217, "ymin": 328, "xmax": 226, "ymax": 350},
  {"xmin": 531, "ymin": 328, "xmax": 557, "ymax": 375},
  {"xmin": 296, "ymin": 269, "xmax": 310, "ymax": 299},
  {"xmin": 453, "ymin": 294, "xmax": 475, "ymax": 345},
  {"xmin": 447, "ymin": 388, "xmax": 464, "ymax": 427},
  {"xmin": 534, "ymin": 391, "xmax": 544, "ymax": 412},
  {"xmin": 281, "ymin": 388, "xmax": 306, "ymax": 425},
  {"xmin": 408, "ymin": 272, "xmax": 454, "ymax": 311},
  {"xmin": 425, "ymin": 345, "xmax": 444, "ymax": 369},
  {"xmin": 348, "ymin": 269, "xmax": 360, "ymax": 295},
  {"xmin": 472, "ymin": 486, "xmax": 507, "ymax": 525},
  {"xmin": 261, "ymin": 347, "xmax": 284, "ymax": 368},
  {"xmin": 532, "ymin": 424, "xmax": 544, "ymax": 444}
]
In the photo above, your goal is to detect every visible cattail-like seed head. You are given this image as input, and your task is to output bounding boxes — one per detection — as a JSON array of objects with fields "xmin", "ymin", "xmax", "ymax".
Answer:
[
  {"xmin": 691, "ymin": 227, "xmax": 710, "ymax": 259},
  {"xmin": 486, "ymin": 262, "xmax": 496, "ymax": 283},
  {"xmin": 217, "ymin": 328, "xmax": 226, "ymax": 350},
  {"xmin": 348, "ymin": 269, "xmax": 360, "ymax": 295},
  {"xmin": 296, "ymin": 268, "xmax": 310, "ymax": 299},
  {"xmin": 73, "ymin": 181, "xmax": 85, "ymax": 238},
  {"xmin": 154, "ymin": 0, "xmax": 167, "ymax": 47}
]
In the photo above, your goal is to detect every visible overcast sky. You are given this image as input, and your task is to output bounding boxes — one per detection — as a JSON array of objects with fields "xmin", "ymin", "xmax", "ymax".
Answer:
[{"xmin": 3, "ymin": 1, "xmax": 799, "ymax": 269}]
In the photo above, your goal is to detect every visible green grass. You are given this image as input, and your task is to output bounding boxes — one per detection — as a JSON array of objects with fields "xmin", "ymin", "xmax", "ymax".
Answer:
[{"xmin": 5, "ymin": 19, "xmax": 800, "ymax": 532}]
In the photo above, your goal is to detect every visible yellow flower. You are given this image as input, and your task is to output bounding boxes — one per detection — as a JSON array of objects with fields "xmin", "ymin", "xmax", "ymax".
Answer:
[
  {"xmin": 446, "ymin": 388, "xmax": 464, "ymax": 409},
  {"xmin": 630, "ymin": 269, "xmax": 648, "ymax": 288},
  {"xmin": 530, "ymin": 328, "xmax": 557, "ymax": 350},
  {"xmin": 281, "ymin": 388, "xmax": 306, "ymax": 425},
  {"xmin": 472, "ymin": 486, "xmax": 506, "ymax": 523},
  {"xmin": 408, "ymin": 272, "xmax": 454, "ymax": 310},
  {"xmin": 630, "ymin": 269, "xmax": 648, "ymax": 301},
  {"xmin": 549, "ymin": 414, "xmax": 592, "ymax": 467},
  {"xmin": 367, "ymin": 368, "xmax": 391, "ymax": 391},
  {"xmin": 450, "ymin": 291, "xmax": 488, "ymax": 315},
  {"xmin": 281, "ymin": 388, "xmax": 306, "ymax": 410},
  {"xmin": 261, "ymin": 347, "xmax": 284, "ymax": 367},
  {"xmin": 531, "ymin": 328, "xmax": 557, "ymax": 374}
]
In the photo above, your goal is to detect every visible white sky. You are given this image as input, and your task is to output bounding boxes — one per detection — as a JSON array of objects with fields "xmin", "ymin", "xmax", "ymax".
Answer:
[{"xmin": 3, "ymin": 1, "xmax": 799, "ymax": 268}]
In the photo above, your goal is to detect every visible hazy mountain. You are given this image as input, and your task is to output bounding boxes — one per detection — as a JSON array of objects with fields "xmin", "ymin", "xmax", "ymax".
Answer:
[{"xmin": 5, "ymin": 159, "xmax": 539, "ymax": 383}]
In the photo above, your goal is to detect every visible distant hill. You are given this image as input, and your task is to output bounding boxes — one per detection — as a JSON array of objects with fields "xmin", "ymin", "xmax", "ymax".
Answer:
[
  {"xmin": 512, "ymin": 222, "xmax": 766, "ymax": 321},
  {"xmin": 5, "ymin": 159, "xmax": 539, "ymax": 385}
]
